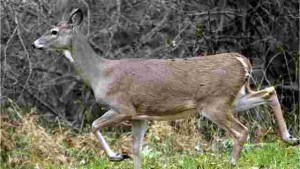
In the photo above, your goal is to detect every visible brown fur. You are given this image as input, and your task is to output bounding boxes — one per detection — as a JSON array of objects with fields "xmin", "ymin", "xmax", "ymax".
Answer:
[{"xmin": 104, "ymin": 53, "xmax": 247, "ymax": 118}]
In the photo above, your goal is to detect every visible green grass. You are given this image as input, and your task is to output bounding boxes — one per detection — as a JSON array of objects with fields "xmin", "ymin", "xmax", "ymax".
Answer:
[
  {"xmin": 239, "ymin": 143, "xmax": 300, "ymax": 169},
  {"xmin": 2, "ymin": 140, "xmax": 299, "ymax": 169}
]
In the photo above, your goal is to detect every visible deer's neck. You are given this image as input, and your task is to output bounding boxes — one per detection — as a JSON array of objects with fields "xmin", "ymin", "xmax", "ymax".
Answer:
[{"xmin": 70, "ymin": 33, "xmax": 108, "ymax": 89}]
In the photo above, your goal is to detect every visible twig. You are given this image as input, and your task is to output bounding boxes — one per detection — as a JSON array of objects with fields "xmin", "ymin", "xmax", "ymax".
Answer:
[
  {"xmin": 188, "ymin": 11, "xmax": 245, "ymax": 17},
  {"xmin": 81, "ymin": 0, "xmax": 90, "ymax": 37},
  {"xmin": 216, "ymin": 0, "xmax": 227, "ymax": 33},
  {"xmin": 55, "ymin": 116, "xmax": 63, "ymax": 133},
  {"xmin": 15, "ymin": 15, "xmax": 32, "ymax": 102},
  {"xmin": 278, "ymin": 84, "xmax": 299, "ymax": 91},
  {"xmin": 116, "ymin": 0, "xmax": 121, "ymax": 24},
  {"xmin": 282, "ymin": 52, "xmax": 296, "ymax": 106},
  {"xmin": 80, "ymin": 110, "xmax": 85, "ymax": 133},
  {"xmin": 263, "ymin": 53, "xmax": 281, "ymax": 86},
  {"xmin": 3, "ymin": 27, "xmax": 17, "ymax": 89},
  {"xmin": 8, "ymin": 98, "xmax": 23, "ymax": 120}
]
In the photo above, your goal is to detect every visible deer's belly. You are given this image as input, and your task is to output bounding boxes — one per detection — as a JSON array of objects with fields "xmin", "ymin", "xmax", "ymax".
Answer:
[
  {"xmin": 133, "ymin": 100, "xmax": 197, "ymax": 120},
  {"xmin": 133, "ymin": 108, "xmax": 197, "ymax": 121}
]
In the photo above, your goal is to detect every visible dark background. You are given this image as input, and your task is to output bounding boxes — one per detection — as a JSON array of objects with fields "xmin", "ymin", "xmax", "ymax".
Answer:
[{"xmin": 1, "ymin": 0, "xmax": 299, "ymax": 136}]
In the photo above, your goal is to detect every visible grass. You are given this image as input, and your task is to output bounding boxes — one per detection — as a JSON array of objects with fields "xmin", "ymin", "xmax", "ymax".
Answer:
[
  {"xmin": 3, "ymin": 142, "xmax": 298, "ymax": 169},
  {"xmin": 1, "ymin": 107, "xmax": 300, "ymax": 169}
]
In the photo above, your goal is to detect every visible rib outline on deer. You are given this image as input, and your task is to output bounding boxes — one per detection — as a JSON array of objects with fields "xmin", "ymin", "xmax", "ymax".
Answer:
[{"xmin": 33, "ymin": 8, "xmax": 298, "ymax": 168}]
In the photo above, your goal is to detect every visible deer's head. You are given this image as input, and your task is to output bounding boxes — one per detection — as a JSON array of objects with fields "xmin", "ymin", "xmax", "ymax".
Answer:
[{"xmin": 33, "ymin": 8, "xmax": 83, "ymax": 62}]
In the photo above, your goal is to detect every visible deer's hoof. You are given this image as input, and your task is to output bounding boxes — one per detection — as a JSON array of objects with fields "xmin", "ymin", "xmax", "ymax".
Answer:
[
  {"xmin": 109, "ymin": 153, "xmax": 131, "ymax": 162},
  {"xmin": 283, "ymin": 136, "xmax": 300, "ymax": 146},
  {"xmin": 229, "ymin": 158, "xmax": 237, "ymax": 166}
]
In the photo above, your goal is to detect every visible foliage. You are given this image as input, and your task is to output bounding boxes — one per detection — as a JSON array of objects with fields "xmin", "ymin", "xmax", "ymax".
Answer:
[
  {"xmin": 1, "ymin": 0, "xmax": 299, "ymax": 132},
  {"xmin": 1, "ymin": 108, "xmax": 300, "ymax": 169}
]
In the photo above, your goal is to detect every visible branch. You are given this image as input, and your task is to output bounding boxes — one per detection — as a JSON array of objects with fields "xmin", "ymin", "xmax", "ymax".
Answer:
[
  {"xmin": 277, "ymin": 84, "xmax": 299, "ymax": 91},
  {"xmin": 15, "ymin": 15, "xmax": 32, "ymax": 102},
  {"xmin": 2, "ymin": 27, "xmax": 17, "ymax": 88},
  {"xmin": 188, "ymin": 11, "xmax": 245, "ymax": 17},
  {"xmin": 81, "ymin": 0, "xmax": 90, "ymax": 37}
]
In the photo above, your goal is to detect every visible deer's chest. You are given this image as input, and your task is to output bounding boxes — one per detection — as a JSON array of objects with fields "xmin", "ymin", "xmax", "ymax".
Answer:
[{"xmin": 91, "ymin": 77, "xmax": 114, "ymax": 105}]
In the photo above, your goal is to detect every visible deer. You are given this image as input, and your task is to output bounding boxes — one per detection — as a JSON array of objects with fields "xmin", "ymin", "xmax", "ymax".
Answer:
[{"xmin": 33, "ymin": 8, "xmax": 298, "ymax": 169}]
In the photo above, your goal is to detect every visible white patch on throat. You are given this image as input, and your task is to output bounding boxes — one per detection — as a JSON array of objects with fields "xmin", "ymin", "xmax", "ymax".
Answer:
[{"xmin": 63, "ymin": 50, "xmax": 75, "ymax": 63}]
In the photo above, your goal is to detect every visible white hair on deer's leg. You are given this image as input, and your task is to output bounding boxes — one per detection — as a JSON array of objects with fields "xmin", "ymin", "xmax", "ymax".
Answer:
[{"xmin": 63, "ymin": 50, "xmax": 74, "ymax": 62}]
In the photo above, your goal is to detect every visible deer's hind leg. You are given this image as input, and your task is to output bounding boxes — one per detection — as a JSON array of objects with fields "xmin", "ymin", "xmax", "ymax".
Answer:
[
  {"xmin": 92, "ymin": 110, "xmax": 131, "ymax": 161},
  {"xmin": 201, "ymin": 100, "xmax": 249, "ymax": 165},
  {"xmin": 233, "ymin": 86, "xmax": 299, "ymax": 145}
]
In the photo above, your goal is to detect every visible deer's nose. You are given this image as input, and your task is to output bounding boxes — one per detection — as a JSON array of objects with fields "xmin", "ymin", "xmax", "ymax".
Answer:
[
  {"xmin": 32, "ymin": 43, "xmax": 36, "ymax": 48},
  {"xmin": 32, "ymin": 39, "xmax": 44, "ymax": 49}
]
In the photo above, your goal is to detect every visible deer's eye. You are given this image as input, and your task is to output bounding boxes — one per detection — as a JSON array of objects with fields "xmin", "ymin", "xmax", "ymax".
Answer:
[{"xmin": 51, "ymin": 30, "xmax": 58, "ymax": 35}]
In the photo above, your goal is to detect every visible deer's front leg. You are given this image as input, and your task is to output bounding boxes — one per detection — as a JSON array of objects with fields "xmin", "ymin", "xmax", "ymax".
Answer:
[
  {"xmin": 92, "ymin": 110, "xmax": 131, "ymax": 161},
  {"xmin": 132, "ymin": 120, "xmax": 147, "ymax": 169}
]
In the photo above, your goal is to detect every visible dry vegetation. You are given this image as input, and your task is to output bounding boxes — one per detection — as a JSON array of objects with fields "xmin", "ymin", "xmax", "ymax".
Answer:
[
  {"xmin": 1, "ymin": 104, "xmax": 204, "ymax": 168},
  {"xmin": 1, "ymin": 105, "xmax": 300, "ymax": 169}
]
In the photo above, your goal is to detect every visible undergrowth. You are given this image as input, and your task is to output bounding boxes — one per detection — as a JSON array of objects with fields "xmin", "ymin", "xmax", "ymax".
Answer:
[{"xmin": 1, "ymin": 106, "xmax": 299, "ymax": 169}]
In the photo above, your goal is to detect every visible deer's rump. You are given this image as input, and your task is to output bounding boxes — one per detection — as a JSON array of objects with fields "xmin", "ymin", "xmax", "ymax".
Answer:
[{"xmin": 107, "ymin": 53, "xmax": 248, "ymax": 116}]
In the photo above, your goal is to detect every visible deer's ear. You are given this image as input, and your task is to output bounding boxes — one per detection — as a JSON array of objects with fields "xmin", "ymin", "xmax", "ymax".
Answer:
[{"xmin": 68, "ymin": 8, "xmax": 83, "ymax": 26}]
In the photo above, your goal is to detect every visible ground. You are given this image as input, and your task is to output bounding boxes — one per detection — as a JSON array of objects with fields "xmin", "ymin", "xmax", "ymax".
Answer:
[{"xmin": 1, "ymin": 107, "xmax": 300, "ymax": 169}]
